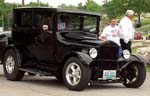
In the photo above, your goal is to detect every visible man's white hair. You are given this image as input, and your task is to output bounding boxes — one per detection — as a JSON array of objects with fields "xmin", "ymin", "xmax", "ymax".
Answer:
[{"xmin": 126, "ymin": 10, "xmax": 134, "ymax": 16}]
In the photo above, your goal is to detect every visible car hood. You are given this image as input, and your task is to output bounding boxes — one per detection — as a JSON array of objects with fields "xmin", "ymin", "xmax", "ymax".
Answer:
[
  {"xmin": 56, "ymin": 31, "xmax": 118, "ymax": 47},
  {"xmin": 59, "ymin": 31, "xmax": 98, "ymax": 40}
]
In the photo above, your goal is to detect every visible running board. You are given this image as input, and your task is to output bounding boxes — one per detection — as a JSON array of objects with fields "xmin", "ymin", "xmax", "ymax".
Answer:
[{"xmin": 19, "ymin": 68, "xmax": 52, "ymax": 76}]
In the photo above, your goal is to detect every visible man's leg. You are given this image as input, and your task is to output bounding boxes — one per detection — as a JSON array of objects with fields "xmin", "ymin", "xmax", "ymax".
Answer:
[
  {"xmin": 126, "ymin": 41, "xmax": 132, "ymax": 53},
  {"xmin": 120, "ymin": 39, "xmax": 126, "ymax": 50},
  {"xmin": 120, "ymin": 39, "xmax": 132, "ymax": 53}
]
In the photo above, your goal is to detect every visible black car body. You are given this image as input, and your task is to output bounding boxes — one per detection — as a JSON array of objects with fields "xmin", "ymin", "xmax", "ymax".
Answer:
[{"xmin": 0, "ymin": 7, "xmax": 146, "ymax": 91}]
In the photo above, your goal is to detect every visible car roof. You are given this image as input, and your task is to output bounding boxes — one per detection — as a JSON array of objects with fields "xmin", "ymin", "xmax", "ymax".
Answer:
[{"xmin": 14, "ymin": 7, "xmax": 102, "ymax": 16}]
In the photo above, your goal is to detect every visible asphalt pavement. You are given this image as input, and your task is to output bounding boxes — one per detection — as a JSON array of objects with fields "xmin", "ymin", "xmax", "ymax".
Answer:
[{"xmin": 0, "ymin": 65, "xmax": 150, "ymax": 96}]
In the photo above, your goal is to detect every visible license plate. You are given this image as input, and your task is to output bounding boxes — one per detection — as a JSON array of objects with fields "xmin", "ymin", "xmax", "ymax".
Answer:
[{"xmin": 103, "ymin": 70, "xmax": 116, "ymax": 79}]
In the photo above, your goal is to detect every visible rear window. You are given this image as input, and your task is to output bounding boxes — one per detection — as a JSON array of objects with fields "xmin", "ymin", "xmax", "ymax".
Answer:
[{"xmin": 15, "ymin": 11, "xmax": 32, "ymax": 27}]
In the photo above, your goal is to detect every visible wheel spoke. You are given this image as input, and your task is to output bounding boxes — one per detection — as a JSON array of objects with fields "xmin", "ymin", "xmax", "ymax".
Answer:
[
  {"xmin": 124, "ymin": 64, "xmax": 140, "ymax": 85},
  {"xmin": 71, "ymin": 65, "xmax": 76, "ymax": 72},
  {"xmin": 67, "ymin": 73, "xmax": 73, "ymax": 78},
  {"xmin": 73, "ymin": 77, "xmax": 78, "ymax": 84},
  {"xmin": 76, "ymin": 66, "xmax": 80, "ymax": 71},
  {"xmin": 65, "ymin": 62, "xmax": 82, "ymax": 86},
  {"xmin": 76, "ymin": 73, "xmax": 81, "ymax": 79},
  {"xmin": 5, "ymin": 56, "xmax": 15, "ymax": 74}
]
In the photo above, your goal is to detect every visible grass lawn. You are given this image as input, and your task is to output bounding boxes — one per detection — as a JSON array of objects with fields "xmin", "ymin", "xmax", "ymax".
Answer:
[
  {"xmin": 141, "ymin": 19, "xmax": 150, "ymax": 26},
  {"xmin": 132, "ymin": 40, "xmax": 145, "ymax": 43},
  {"xmin": 146, "ymin": 65, "xmax": 150, "ymax": 72},
  {"xmin": 136, "ymin": 19, "xmax": 150, "ymax": 32},
  {"xmin": 136, "ymin": 25, "xmax": 150, "ymax": 32}
]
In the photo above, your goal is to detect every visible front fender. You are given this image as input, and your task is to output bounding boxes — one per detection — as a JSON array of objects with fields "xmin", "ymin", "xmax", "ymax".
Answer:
[
  {"xmin": 119, "ymin": 54, "xmax": 147, "ymax": 70},
  {"xmin": 63, "ymin": 52, "xmax": 93, "ymax": 66},
  {"xmin": 76, "ymin": 52, "xmax": 93, "ymax": 65},
  {"xmin": 128, "ymin": 54, "xmax": 147, "ymax": 65}
]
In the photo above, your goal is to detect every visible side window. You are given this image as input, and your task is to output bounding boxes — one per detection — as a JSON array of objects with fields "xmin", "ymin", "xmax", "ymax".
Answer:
[
  {"xmin": 57, "ymin": 14, "xmax": 80, "ymax": 31},
  {"xmin": 35, "ymin": 13, "xmax": 52, "ymax": 30},
  {"xmin": 15, "ymin": 11, "xmax": 32, "ymax": 27}
]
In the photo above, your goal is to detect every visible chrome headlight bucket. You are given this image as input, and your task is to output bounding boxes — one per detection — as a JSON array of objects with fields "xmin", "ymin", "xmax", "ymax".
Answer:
[
  {"xmin": 89, "ymin": 48, "xmax": 98, "ymax": 58},
  {"xmin": 123, "ymin": 49, "xmax": 130, "ymax": 59}
]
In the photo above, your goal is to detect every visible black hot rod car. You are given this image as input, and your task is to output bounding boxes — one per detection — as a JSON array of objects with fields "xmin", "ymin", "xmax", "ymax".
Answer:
[{"xmin": 0, "ymin": 7, "xmax": 146, "ymax": 91}]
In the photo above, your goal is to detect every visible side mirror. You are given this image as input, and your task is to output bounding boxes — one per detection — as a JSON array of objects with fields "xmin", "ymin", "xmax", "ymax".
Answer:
[
  {"xmin": 42, "ymin": 25, "xmax": 49, "ymax": 31},
  {"xmin": 42, "ymin": 25, "xmax": 53, "ymax": 33}
]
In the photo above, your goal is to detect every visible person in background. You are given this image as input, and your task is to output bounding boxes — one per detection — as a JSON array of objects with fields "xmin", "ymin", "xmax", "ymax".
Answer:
[
  {"xmin": 99, "ymin": 19, "xmax": 122, "ymax": 58},
  {"xmin": 58, "ymin": 15, "xmax": 72, "ymax": 30},
  {"xmin": 119, "ymin": 10, "xmax": 135, "ymax": 53}
]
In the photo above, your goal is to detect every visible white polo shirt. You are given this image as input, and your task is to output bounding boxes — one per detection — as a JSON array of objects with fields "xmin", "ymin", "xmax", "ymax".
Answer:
[
  {"xmin": 118, "ymin": 16, "xmax": 135, "ymax": 40},
  {"xmin": 101, "ymin": 25, "xmax": 120, "ymax": 46}
]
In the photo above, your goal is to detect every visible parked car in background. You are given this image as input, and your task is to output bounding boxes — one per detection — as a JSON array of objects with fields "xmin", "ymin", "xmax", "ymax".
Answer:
[
  {"xmin": 134, "ymin": 32, "xmax": 143, "ymax": 40},
  {"xmin": 0, "ymin": 31, "xmax": 11, "ymax": 59}
]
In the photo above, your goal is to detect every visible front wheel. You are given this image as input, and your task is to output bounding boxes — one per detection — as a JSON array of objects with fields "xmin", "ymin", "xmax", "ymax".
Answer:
[
  {"xmin": 63, "ymin": 57, "xmax": 91, "ymax": 91},
  {"xmin": 122, "ymin": 62, "xmax": 146, "ymax": 88},
  {"xmin": 3, "ymin": 48, "xmax": 24, "ymax": 81}
]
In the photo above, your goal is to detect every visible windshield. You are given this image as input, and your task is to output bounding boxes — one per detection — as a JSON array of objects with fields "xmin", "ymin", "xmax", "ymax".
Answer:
[{"xmin": 57, "ymin": 13, "xmax": 99, "ymax": 33}]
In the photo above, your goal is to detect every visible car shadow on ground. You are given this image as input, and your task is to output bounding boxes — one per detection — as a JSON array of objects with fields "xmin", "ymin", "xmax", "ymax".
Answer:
[
  {"xmin": 19, "ymin": 75, "xmax": 125, "ymax": 91},
  {"xmin": 0, "ymin": 73, "xmax": 126, "ymax": 91}
]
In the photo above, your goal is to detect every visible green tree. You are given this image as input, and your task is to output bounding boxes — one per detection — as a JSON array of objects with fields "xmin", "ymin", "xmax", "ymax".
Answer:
[
  {"xmin": 102, "ymin": 0, "xmax": 125, "ymax": 19},
  {"xmin": 3, "ymin": 3, "xmax": 21, "ymax": 30},
  {"xmin": 128, "ymin": 0, "xmax": 150, "ymax": 24},
  {"xmin": 0, "ymin": 0, "xmax": 4, "ymax": 27},
  {"xmin": 84, "ymin": 0, "xmax": 101, "ymax": 12},
  {"xmin": 103, "ymin": 0, "xmax": 150, "ymax": 24},
  {"xmin": 58, "ymin": 3, "xmax": 76, "ymax": 9},
  {"xmin": 77, "ymin": 3, "xmax": 85, "ymax": 10},
  {"xmin": 26, "ymin": 2, "xmax": 49, "ymax": 7},
  {"xmin": 58, "ymin": 0, "xmax": 101, "ymax": 12},
  {"xmin": 1, "ymin": 1, "xmax": 48, "ymax": 30}
]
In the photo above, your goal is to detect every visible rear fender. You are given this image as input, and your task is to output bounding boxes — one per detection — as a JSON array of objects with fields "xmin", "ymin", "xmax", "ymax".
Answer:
[
  {"xmin": 2, "ymin": 45, "xmax": 17, "ymax": 59},
  {"xmin": 2, "ymin": 45, "xmax": 24, "ymax": 67}
]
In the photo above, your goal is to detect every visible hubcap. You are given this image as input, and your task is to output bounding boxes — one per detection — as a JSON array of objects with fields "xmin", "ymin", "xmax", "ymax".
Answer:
[
  {"xmin": 5, "ymin": 56, "xmax": 15, "ymax": 74},
  {"xmin": 66, "ymin": 62, "xmax": 81, "ymax": 86}
]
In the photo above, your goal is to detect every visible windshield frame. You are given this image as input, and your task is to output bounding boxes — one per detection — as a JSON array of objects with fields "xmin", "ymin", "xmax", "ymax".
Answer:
[{"xmin": 56, "ymin": 12, "xmax": 100, "ymax": 34}]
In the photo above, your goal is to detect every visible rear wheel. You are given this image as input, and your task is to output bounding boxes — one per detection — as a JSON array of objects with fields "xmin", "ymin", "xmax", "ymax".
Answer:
[
  {"xmin": 122, "ymin": 62, "xmax": 146, "ymax": 88},
  {"xmin": 63, "ymin": 57, "xmax": 91, "ymax": 91},
  {"xmin": 3, "ymin": 48, "xmax": 24, "ymax": 81}
]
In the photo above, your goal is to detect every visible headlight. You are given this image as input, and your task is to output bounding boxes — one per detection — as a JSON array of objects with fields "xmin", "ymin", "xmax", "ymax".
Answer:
[
  {"xmin": 123, "ymin": 50, "xmax": 130, "ymax": 59},
  {"xmin": 89, "ymin": 48, "xmax": 98, "ymax": 58}
]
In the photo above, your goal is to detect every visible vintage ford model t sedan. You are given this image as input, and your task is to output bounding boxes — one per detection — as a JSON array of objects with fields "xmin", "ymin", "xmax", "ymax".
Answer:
[{"xmin": 0, "ymin": 7, "xmax": 146, "ymax": 91}]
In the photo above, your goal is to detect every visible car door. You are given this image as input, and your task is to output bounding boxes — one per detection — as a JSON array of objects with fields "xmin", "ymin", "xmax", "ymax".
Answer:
[
  {"xmin": 12, "ymin": 9, "xmax": 33, "ymax": 45},
  {"xmin": 29, "ymin": 9, "xmax": 55, "ymax": 62}
]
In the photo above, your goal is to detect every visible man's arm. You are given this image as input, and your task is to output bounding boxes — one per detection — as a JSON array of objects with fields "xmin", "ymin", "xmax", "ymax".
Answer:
[
  {"xmin": 99, "ymin": 27, "xmax": 107, "ymax": 40},
  {"xmin": 119, "ymin": 23, "xmax": 130, "ymax": 43}
]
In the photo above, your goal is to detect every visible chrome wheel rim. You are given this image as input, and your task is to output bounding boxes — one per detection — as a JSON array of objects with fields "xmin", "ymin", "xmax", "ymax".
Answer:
[
  {"xmin": 65, "ymin": 62, "xmax": 81, "ymax": 86},
  {"xmin": 5, "ymin": 56, "xmax": 15, "ymax": 74}
]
